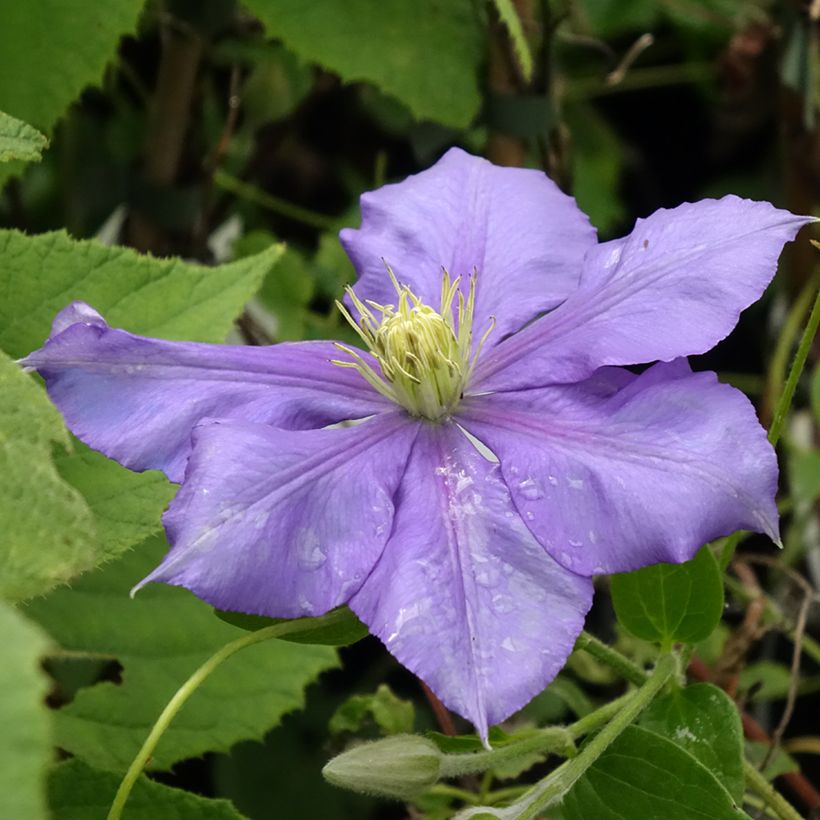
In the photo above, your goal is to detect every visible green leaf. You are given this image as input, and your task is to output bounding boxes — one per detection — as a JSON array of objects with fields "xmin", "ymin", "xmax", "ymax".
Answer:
[
  {"xmin": 215, "ymin": 606, "xmax": 368, "ymax": 646},
  {"xmin": 738, "ymin": 661, "xmax": 794, "ymax": 702},
  {"xmin": 0, "ymin": 1, "xmax": 143, "ymax": 134},
  {"xmin": 0, "ymin": 229, "xmax": 284, "ymax": 358},
  {"xmin": 0, "ymin": 351, "xmax": 97, "ymax": 601},
  {"xmin": 0, "ymin": 111, "xmax": 48, "ymax": 164},
  {"xmin": 640, "ymin": 684, "xmax": 745, "ymax": 801},
  {"xmin": 744, "ymin": 740, "xmax": 799, "ymax": 780},
  {"xmin": 562, "ymin": 725, "xmax": 746, "ymax": 820},
  {"xmin": 48, "ymin": 759, "xmax": 245, "ymax": 820},
  {"xmin": 54, "ymin": 439, "xmax": 174, "ymax": 565},
  {"xmin": 329, "ymin": 684, "xmax": 415, "ymax": 736},
  {"xmin": 242, "ymin": 0, "xmax": 482, "ymax": 128},
  {"xmin": 0, "ymin": 601, "xmax": 52, "ymax": 820},
  {"xmin": 24, "ymin": 535, "xmax": 337, "ymax": 772},
  {"xmin": 491, "ymin": 0, "xmax": 533, "ymax": 83},
  {"xmin": 611, "ymin": 545, "xmax": 724, "ymax": 646}
]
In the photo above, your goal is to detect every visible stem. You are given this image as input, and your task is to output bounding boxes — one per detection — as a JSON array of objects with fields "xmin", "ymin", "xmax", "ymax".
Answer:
[
  {"xmin": 440, "ymin": 728, "xmax": 575, "ymax": 778},
  {"xmin": 744, "ymin": 759, "xmax": 804, "ymax": 820},
  {"xmin": 768, "ymin": 277, "xmax": 820, "ymax": 448},
  {"xmin": 721, "ymin": 278, "xmax": 820, "ymax": 570},
  {"xmin": 575, "ymin": 631, "xmax": 647, "ymax": 685},
  {"xmin": 107, "ymin": 609, "xmax": 351, "ymax": 820},
  {"xmin": 505, "ymin": 654, "xmax": 676, "ymax": 820},
  {"xmin": 439, "ymin": 691, "xmax": 634, "ymax": 782},
  {"xmin": 213, "ymin": 168, "xmax": 336, "ymax": 231}
]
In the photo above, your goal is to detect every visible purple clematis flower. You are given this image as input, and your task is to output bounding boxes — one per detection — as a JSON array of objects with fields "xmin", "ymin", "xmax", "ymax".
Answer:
[{"xmin": 23, "ymin": 148, "xmax": 811, "ymax": 740}]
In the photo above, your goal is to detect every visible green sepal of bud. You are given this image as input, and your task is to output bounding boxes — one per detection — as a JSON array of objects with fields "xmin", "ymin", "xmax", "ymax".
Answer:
[{"xmin": 322, "ymin": 734, "xmax": 442, "ymax": 800}]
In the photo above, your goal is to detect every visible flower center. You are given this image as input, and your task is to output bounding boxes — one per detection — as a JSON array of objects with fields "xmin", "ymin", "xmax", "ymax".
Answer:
[{"xmin": 332, "ymin": 269, "xmax": 493, "ymax": 421}]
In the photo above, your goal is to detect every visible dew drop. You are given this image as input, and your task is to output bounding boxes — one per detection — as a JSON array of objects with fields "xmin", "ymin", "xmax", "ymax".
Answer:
[{"xmin": 518, "ymin": 477, "xmax": 543, "ymax": 500}]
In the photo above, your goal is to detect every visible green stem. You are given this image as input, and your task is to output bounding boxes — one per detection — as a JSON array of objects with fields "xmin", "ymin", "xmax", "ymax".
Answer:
[
  {"xmin": 575, "ymin": 631, "xmax": 647, "ymax": 685},
  {"xmin": 212, "ymin": 168, "xmax": 337, "ymax": 230},
  {"xmin": 511, "ymin": 654, "xmax": 676, "ymax": 820},
  {"xmin": 721, "ymin": 277, "xmax": 820, "ymax": 570},
  {"xmin": 440, "ymin": 728, "xmax": 575, "ymax": 778},
  {"xmin": 744, "ymin": 759, "xmax": 803, "ymax": 820},
  {"xmin": 768, "ymin": 277, "xmax": 820, "ymax": 448},
  {"xmin": 107, "ymin": 609, "xmax": 351, "ymax": 820}
]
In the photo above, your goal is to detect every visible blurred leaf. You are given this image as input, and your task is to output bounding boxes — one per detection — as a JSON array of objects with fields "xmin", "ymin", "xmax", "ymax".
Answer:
[
  {"xmin": 0, "ymin": 230, "xmax": 283, "ymax": 358},
  {"xmin": 789, "ymin": 449, "xmax": 820, "ymax": 505},
  {"xmin": 24, "ymin": 535, "xmax": 338, "ymax": 772},
  {"xmin": 48, "ymin": 759, "xmax": 245, "ymax": 819},
  {"xmin": 0, "ymin": 111, "xmax": 48, "ymax": 164},
  {"xmin": 566, "ymin": 103, "xmax": 625, "ymax": 234},
  {"xmin": 242, "ymin": 0, "xmax": 482, "ymax": 128},
  {"xmin": 0, "ymin": 601, "xmax": 52, "ymax": 819},
  {"xmin": 0, "ymin": 2, "xmax": 142, "ymax": 141},
  {"xmin": 738, "ymin": 661, "xmax": 794, "ymax": 702},
  {"xmin": 744, "ymin": 740, "xmax": 799, "ymax": 780},
  {"xmin": 215, "ymin": 606, "xmax": 368, "ymax": 647},
  {"xmin": 329, "ymin": 684, "xmax": 415, "ymax": 736},
  {"xmin": 562, "ymin": 725, "xmax": 744, "ymax": 819},
  {"xmin": 491, "ymin": 0, "xmax": 533, "ymax": 83},
  {"xmin": 611, "ymin": 545, "xmax": 724, "ymax": 646},
  {"xmin": 0, "ymin": 351, "xmax": 97, "ymax": 601},
  {"xmin": 574, "ymin": 0, "xmax": 660, "ymax": 38},
  {"xmin": 640, "ymin": 684, "xmax": 744, "ymax": 801},
  {"xmin": 257, "ymin": 246, "xmax": 315, "ymax": 340},
  {"xmin": 54, "ymin": 439, "xmax": 174, "ymax": 565}
]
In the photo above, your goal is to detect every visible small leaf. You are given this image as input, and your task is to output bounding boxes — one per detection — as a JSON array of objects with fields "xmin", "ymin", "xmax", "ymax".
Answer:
[
  {"xmin": 214, "ymin": 606, "xmax": 368, "ymax": 646},
  {"xmin": 0, "ymin": 229, "xmax": 283, "ymax": 359},
  {"xmin": 611, "ymin": 545, "xmax": 724, "ymax": 646},
  {"xmin": 640, "ymin": 684, "xmax": 745, "ymax": 801},
  {"xmin": 24, "ymin": 535, "xmax": 337, "ymax": 772},
  {"xmin": 48, "ymin": 759, "xmax": 245, "ymax": 819},
  {"xmin": 330, "ymin": 684, "xmax": 415, "ymax": 736},
  {"xmin": 0, "ymin": 601, "xmax": 52, "ymax": 819},
  {"xmin": 0, "ymin": 351, "xmax": 97, "ymax": 601},
  {"xmin": 0, "ymin": 110, "xmax": 47, "ymax": 164},
  {"xmin": 744, "ymin": 740, "xmax": 799, "ymax": 780},
  {"xmin": 491, "ymin": 0, "xmax": 533, "ymax": 83},
  {"xmin": 562, "ymin": 725, "xmax": 745, "ymax": 819},
  {"xmin": 242, "ymin": 0, "xmax": 482, "ymax": 128}
]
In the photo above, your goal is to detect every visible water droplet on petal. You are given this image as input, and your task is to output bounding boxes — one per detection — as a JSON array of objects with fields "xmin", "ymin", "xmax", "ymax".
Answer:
[{"xmin": 518, "ymin": 477, "xmax": 543, "ymax": 500}]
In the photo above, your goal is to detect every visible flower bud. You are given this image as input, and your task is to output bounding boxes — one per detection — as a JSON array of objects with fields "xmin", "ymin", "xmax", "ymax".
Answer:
[{"xmin": 322, "ymin": 734, "xmax": 442, "ymax": 800}]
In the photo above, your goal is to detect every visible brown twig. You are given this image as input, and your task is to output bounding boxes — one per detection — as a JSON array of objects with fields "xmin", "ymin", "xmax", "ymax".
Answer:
[
  {"xmin": 419, "ymin": 679, "xmax": 458, "ymax": 736},
  {"xmin": 737, "ymin": 556, "xmax": 818, "ymax": 773}
]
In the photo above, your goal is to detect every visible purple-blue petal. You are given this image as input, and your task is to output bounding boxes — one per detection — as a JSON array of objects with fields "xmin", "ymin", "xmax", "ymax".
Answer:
[
  {"xmin": 474, "ymin": 197, "xmax": 812, "ymax": 392},
  {"xmin": 21, "ymin": 302, "xmax": 390, "ymax": 481},
  {"xmin": 134, "ymin": 412, "xmax": 419, "ymax": 616},
  {"xmin": 341, "ymin": 147, "xmax": 596, "ymax": 346},
  {"xmin": 459, "ymin": 360, "xmax": 779, "ymax": 577},
  {"xmin": 349, "ymin": 421, "xmax": 593, "ymax": 740}
]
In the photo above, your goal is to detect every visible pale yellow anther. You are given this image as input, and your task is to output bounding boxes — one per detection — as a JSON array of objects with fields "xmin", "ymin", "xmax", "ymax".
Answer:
[{"xmin": 332, "ymin": 267, "xmax": 492, "ymax": 421}]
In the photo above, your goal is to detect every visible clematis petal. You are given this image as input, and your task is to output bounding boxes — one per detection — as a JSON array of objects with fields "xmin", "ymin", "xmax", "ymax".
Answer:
[
  {"xmin": 21, "ymin": 302, "xmax": 390, "ymax": 481},
  {"xmin": 474, "ymin": 197, "xmax": 812, "ymax": 391},
  {"xmin": 340, "ymin": 147, "xmax": 596, "ymax": 345},
  {"xmin": 134, "ymin": 412, "xmax": 419, "ymax": 616},
  {"xmin": 349, "ymin": 422, "xmax": 593, "ymax": 740},
  {"xmin": 459, "ymin": 360, "xmax": 778, "ymax": 577}
]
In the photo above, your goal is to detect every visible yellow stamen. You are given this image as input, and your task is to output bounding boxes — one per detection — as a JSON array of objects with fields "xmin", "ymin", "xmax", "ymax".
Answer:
[{"xmin": 332, "ymin": 267, "xmax": 492, "ymax": 421}]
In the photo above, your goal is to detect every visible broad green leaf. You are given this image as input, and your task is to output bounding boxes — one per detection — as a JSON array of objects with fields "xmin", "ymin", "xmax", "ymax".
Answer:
[
  {"xmin": 640, "ymin": 684, "xmax": 745, "ymax": 801},
  {"xmin": 611, "ymin": 545, "xmax": 724, "ymax": 646},
  {"xmin": 0, "ymin": 111, "xmax": 48, "ymax": 164},
  {"xmin": 0, "ymin": 2, "xmax": 142, "ymax": 134},
  {"xmin": 24, "ymin": 535, "xmax": 337, "ymax": 772},
  {"xmin": 54, "ymin": 439, "xmax": 173, "ymax": 564},
  {"xmin": 0, "ymin": 230, "xmax": 284, "ymax": 358},
  {"xmin": 0, "ymin": 602, "xmax": 52, "ymax": 820},
  {"xmin": 562, "ymin": 725, "xmax": 746, "ymax": 820},
  {"xmin": 242, "ymin": 0, "xmax": 482, "ymax": 128},
  {"xmin": 0, "ymin": 352, "xmax": 97, "ymax": 601},
  {"xmin": 215, "ymin": 606, "xmax": 368, "ymax": 646},
  {"xmin": 330, "ymin": 684, "xmax": 415, "ymax": 736},
  {"xmin": 48, "ymin": 759, "xmax": 245, "ymax": 820}
]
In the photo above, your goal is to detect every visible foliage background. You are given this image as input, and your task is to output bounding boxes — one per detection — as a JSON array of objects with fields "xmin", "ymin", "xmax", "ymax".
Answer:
[{"xmin": 3, "ymin": 0, "xmax": 820, "ymax": 818}]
